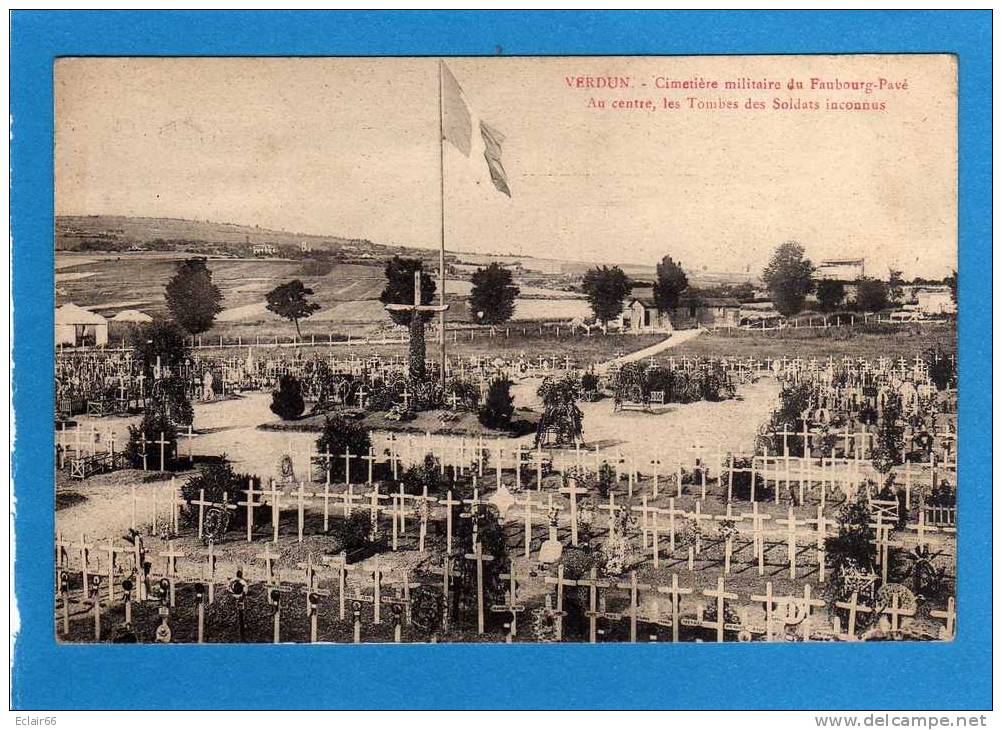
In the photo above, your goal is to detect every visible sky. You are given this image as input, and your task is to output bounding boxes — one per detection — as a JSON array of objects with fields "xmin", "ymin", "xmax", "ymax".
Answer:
[{"xmin": 55, "ymin": 55, "xmax": 957, "ymax": 279}]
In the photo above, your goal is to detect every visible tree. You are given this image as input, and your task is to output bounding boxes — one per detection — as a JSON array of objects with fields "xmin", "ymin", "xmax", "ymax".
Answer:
[
  {"xmin": 855, "ymin": 277, "xmax": 889, "ymax": 312},
  {"xmin": 581, "ymin": 266, "xmax": 631, "ymax": 326},
  {"xmin": 380, "ymin": 257, "xmax": 437, "ymax": 381},
  {"xmin": 164, "ymin": 258, "xmax": 224, "ymax": 335},
  {"xmin": 653, "ymin": 255, "xmax": 688, "ymax": 312},
  {"xmin": 265, "ymin": 280, "xmax": 321, "ymax": 337},
  {"xmin": 128, "ymin": 318, "xmax": 190, "ymax": 379},
  {"xmin": 762, "ymin": 241, "xmax": 814, "ymax": 316},
  {"xmin": 380, "ymin": 256, "xmax": 437, "ymax": 326},
  {"xmin": 468, "ymin": 263, "xmax": 519, "ymax": 325},
  {"xmin": 887, "ymin": 268, "xmax": 905, "ymax": 303},
  {"xmin": 816, "ymin": 279, "xmax": 846, "ymax": 313},
  {"xmin": 944, "ymin": 269, "xmax": 957, "ymax": 304},
  {"xmin": 478, "ymin": 378, "xmax": 515, "ymax": 429},
  {"xmin": 270, "ymin": 374, "xmax": 305, "ymax": 420}
]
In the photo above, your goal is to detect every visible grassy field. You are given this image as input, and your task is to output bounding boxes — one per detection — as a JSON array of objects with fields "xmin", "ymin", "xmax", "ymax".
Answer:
[
  {"xmin": 669, "ymin": 322, "xmax": 956, "ymax": 362},
  {"xmin": 183, "ymin": 330, "xmax": 669, "ymax": 368}
]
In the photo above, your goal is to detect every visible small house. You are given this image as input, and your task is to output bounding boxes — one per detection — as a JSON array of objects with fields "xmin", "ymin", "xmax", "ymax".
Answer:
[
  {"xmin": 914, "ymin": 286, "xmax": 956, "ymax": 315},
  {"xmin": 622, "ymin": 297, "xmax": 673, "ymax": 333},
  {"xmin": 672, "ymin": 296, "xmax": 742, "ymax": 329},
  {"xmin": 55, "ymin": 303, "xmax": 109, "ymax": 347}
]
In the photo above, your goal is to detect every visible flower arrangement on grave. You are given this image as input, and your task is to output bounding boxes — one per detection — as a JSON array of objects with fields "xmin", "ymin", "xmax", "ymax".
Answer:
[
  {"xmin": 599, "ymin": 507, "xmax": 632, "ymax": 577},
  {"xmin": 270, "ymin": 374, "xmax": 305, "ymax": 420},
  {"xmin": 680, "ymin": 464, "xmax": 705, "ymax": 486},
  {"xmin": 530, "ymin": 600, "xmax": 560, "ymax": 643},
  {"xmin": 716, "ymin": 518, "xmax": 739, "ymax": 543},
  {"xmin": 824, "ymin": 489, "xmax": 884, "ymax": 624},
  {"xmin": 385, "ymin": 403, "xmax": 416, "ymax": 422},
  {"xmin": 445, "ymin": 377, "xmax": 481, "ymax": 412},
  {"xmin": 928, "ymin": 479, "xmax": 956, "ymax": 507},
  {"xmin": 124, "ymin": 411, "xmax": 178, "ymax": 471},
  {"xmin": 535, "ymin": 373, "xmax": 584, "ymax": 446},
  {"xmin": 702, "ymin": 598, "xmax": 741, "ymax": 628},
  {"xmin": 329, "ymin": 511, "xmax": 379, "ymax": 554},
  {"xmin": 761, "ymin": 382, "xmax": 814, "ymax": 456},
  {"xmin": 674, "ymin": 516, "xmax": 701, "ymax": 551},
  {"xmin": 315, "ymin": 415, "xmax": 372, "ymax": 484},
  {"xmin": 180, "ymin": 460, "xmax": 266, "ymax": 533},
  {"xmin": 409, "ymin": 585, "xmax": 444, "ymax": 635},
  {"xmin": 898, "ymin": 544, "xmax": 953, "ymax": 605}
]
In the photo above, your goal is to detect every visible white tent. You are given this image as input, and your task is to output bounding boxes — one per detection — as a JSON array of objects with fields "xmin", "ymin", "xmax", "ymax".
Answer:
[
  {"xmin": 111, "ymin": 309, "xmax": 154, "ymax": 323},
  {"xmin": 55, "ymin": 303, "xmax": 109, "ymax": 347}
]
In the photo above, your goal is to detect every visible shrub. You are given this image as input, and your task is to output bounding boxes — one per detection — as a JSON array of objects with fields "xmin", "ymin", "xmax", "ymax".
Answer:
[
  {"xmin": 928, "ymin": 479, "xmax": 956, "ymax": 507},
  {"xmin": 478, "ymin": 377, "xmax": 515, "ymax": 429},
  {"xmin": 581, "ymin": 370, "xmax": 600, "ymax": 393},
  {"xmin": 446, "ymin": 378, "xmax": 481, "ymax": 411},
  {"xmin": 401, "ymin": 453, "xmax": 445, "ymax": 496},
  {"xmin": 536, "ymin": 373, "xmax": 584, "ymax": 445},
  {"xmin": 330, "ymin": 511, "xmax": 377, "ymax": 551},
  {"xmin": 270, "ymin": 375, "xmax": 305, "ymax": 420},
  {"xmin": 316, "ymin": 415, "xmax": 372, "ymax": 483},
  {"xmin": 725, "ymin": 457, "xmax": 770, "ymax": 502},
  {"xmin": 450, "ymin": 499, "xmax": 507, "ymax": 627},
  {"xmin": 180, "ymin": 460, "xmax": 266, "ymax": 532},
  {"xmin": 149, "ymin": 375, "xmax": 194, "ymax": 426},
  {"xmin": 925, "ymin": 347, "xmax": 956, "ymax": 391},
  {"xmin": 125, "ymin": 411, "xmax": 178, "ymax": 470}
]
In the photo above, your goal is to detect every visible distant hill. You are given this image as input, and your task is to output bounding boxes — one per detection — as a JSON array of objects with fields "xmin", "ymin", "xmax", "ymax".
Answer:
[
  {"xmin": 55, "ymin": 214, "xmax": 756, "ymax": 286},
  {"xmin": 55, "ymin": 215, "xmax": 424, "ymax": 263}
]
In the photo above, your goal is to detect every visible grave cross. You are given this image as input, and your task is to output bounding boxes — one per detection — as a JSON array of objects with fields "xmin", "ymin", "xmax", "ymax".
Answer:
[
  {"xmin": 655, "ymin": 573, "xmax": 693, "ymax": 643},
  {"xmin": 577, "ymin": 567, "xmax": 614, "ymax": 644},
  {"xmin": 776, "ymin": 507, "xmax": 809, "ymax": 579},
  {"xmin": 834, "ymin": 591, "xmax": 875, "ymax": 641},
  {"xmin": 298, "ymin": 553, "xmax": 332, "ymax": 643},
  {"xmin": 490, "ymin": 566, "xmax": 526, "ymax": 643},
  {"xmin": 237, "ymin": 482, "xmax": 261, "ymax": 542},
  {"xmin": 559, "ymin": 475, "xmax": 587, "ymax": 546},
  {"xmin": 614, "ymin": 571, "xmax": 653, "ymax": 643},
  {"xmin": 157, "ymin": 541, "xmax": 185, "ymax": 607},
  {"xmin": 930, "ymin": 597, "xmax": 956, "ymax": 640},
  {"xmin": 464, "ymin": 541, "xmax": 495, "ymax": 635},
  {"xmin": 544, "ymin": 564, "xmax": 578, "ymax": 641},
  {"xmin": 702, "ymin": 576, "xmax": 738, "ymax": 642},
  {"xmin": 740, "ymin": 502, "xmax": 773, "ymax": 576}
]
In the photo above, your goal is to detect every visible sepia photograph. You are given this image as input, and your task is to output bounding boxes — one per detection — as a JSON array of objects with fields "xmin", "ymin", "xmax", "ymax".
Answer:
[{"xmin": 51, "ymin": 53, "xmax": 959, "ymax": 647}]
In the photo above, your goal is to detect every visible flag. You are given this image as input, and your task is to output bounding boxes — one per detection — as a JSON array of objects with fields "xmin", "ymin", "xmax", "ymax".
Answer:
[
  {"xmin": 441, "ymin": 61, "xmax": 471, "ymax": 156},
  {"xmin": 480, "ymin": 120, "xmax": 511, "ymax": 197}
]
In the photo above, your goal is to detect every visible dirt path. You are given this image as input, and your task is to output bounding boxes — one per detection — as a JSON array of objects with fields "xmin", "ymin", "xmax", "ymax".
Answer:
[{"xmin": 595, "ymin": 328, "xmax": 705, "ymax": 373}]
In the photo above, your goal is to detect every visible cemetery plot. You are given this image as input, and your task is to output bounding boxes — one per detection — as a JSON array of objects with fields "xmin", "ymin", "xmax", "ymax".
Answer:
[{"xmin": 55, "ymin": 341, "xmax": 958, "ymax": 644}]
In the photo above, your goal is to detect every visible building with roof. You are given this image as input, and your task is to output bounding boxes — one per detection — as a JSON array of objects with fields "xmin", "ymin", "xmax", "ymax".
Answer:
[
  {"xmin": 815, "ymin": 258, "xmax": 865, "ymax": 282},
  {"xmin": 55, "ymin": 303, "xmax": 109, "ymax": 347},
  {"xmin": 913, "ymin": 286, "xmax": 956, "ymax": 315},
  {"xmin": 620, "ymin": 292, "xmax": 741, "ymax": 332},
  {"xmin": 110, "ymin": 309, "xmax": 154, "ymax": 323}
]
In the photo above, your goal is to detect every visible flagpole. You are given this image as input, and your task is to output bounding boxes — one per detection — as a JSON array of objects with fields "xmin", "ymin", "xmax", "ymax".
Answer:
[{"xmin": 437, "ymin": 60, "xmax": 447, "ymax": 388}]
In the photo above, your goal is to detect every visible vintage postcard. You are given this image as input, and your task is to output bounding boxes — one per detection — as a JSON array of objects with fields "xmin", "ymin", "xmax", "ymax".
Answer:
[{"xmin": 51, "ymin": 53, "xmax": 958, "ymax": 646}]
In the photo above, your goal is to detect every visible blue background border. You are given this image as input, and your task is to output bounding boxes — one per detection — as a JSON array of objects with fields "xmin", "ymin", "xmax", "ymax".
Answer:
[{"xmin": 10, "ymin": 10, "xmax": 992, "ymax": 710}]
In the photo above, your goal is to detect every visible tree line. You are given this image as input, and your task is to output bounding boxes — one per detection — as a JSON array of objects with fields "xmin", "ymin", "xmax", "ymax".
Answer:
[{"xmin": 155, "ymin": 243, "xmax": 955, "ymax": 345}]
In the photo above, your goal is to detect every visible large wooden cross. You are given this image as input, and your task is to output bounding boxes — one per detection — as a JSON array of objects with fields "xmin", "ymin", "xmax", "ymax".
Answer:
[{"xmin": 384, "ymin": 270, "xmax": 449, "ymax": 381}]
